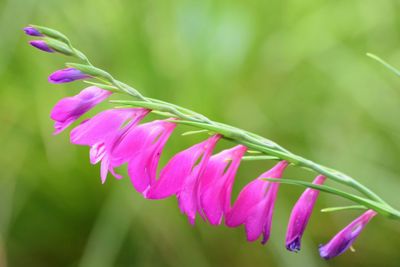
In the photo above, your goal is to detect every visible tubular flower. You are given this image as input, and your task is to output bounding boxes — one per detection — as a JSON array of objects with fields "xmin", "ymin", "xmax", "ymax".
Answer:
[
  {"xmin": 198, "ymin": 145, "xmax": 247, "ymax": 225},
  {"xmin": 23, "ymin": 26, "xmax": 43, "ymax": 36},
  {"xmin": 49, "ymin": 68, "xmax": 91, "ymax": 83},
  {"xmin": 124, "ymin": 120, "xmax": 176, "ymax": 194},
  {"xmin": 146, "ymin": 135, "xmax": 221, "ymax": 224},
  {"xmin": 226, "ymin": 161, "xmax": 288, "ymax": 244},
  {"xmin": 145, "ymin": 135, "xmax": 221, "ymax": 199},
  {"xmin": 285, "ymin": 175, "xmax": 326, "ymax": 252},
  {"xmin": 70, "ymin": 108, "xmax": 149, "ymax": 183},
  {"xmin": 50, "ymin": 86, "xmax": 112, "ymax": 134},
  {"xmin": 29, "ymin": 40, "xmax": 54, "ymax": 53},
  {"xmin": 319, "ymin": 210, "xmax": 377, "ymax": 259}
]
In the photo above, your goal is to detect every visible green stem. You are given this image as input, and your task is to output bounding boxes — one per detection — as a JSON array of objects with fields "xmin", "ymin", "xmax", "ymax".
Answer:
[{"xmin": 40, "ymin": 26, "xmax": 400, "ymax": 220}]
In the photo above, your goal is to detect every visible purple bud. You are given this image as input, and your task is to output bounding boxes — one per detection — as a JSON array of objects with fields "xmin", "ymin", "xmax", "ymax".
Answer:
[
  {"xmin": 23, "ymin": 26, "xmax": 43, "ymax": 37},
  {"xmin": 285, "ymin": 175, "xmax": 326, "ymax": 252},
  {"xmin": 29, "ymin": 40, "xmax": 54, "ymax": 53},
  {"xmin": 48, "ymin": 68, "xmax": 91, "ymax": 84},
  {"xmin": 319, "ymin": 210, "xmax": 377, "ymax": 259}
]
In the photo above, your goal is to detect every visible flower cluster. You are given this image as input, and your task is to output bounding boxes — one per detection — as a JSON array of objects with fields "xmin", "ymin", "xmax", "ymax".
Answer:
[{"xmin": 25, "ymin": 25, "xmax": 378, "ymax": 260}]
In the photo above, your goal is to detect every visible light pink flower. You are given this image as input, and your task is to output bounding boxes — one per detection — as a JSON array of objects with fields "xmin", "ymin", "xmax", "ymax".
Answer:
[
  {"xmin": 50, "ymin": 86, "xmax": 111, "ymax": 134},
  {"xmin": 70, "ymin": 108, "xmax": 149, "ymax": 183},
  {"xmin": 225, "ymin": 161, "xmax": 288, "ymax": 244},
  {"xmin": 286, "ymin": 175, "xmax": 326, "ymax": 252},
  {"xmin": 198, "ymin": 145, "xmax": 248, "ymax": 225}
]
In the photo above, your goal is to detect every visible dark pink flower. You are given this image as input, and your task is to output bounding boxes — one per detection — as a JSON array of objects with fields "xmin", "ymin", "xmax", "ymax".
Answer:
[
  {"xmin": 49, "ymin": 68, "xmax": 91, "ymax": 83},
  {"xmin": 50, "ymin": 86, "xmax": 111, "ymax": 134},
  {"xmin": 285, "ymin": 175, "xmax": 326, "ymax": 252},
  {"xmin": 225, "ymin": 161, "xmax": 288, "ymax": 244},
  {"xmin": 29, "ymin": 40, "xmax": 54, "ymax": 53},
  {"xmin": 70, "ymin": 108, "xmax": 149, "ymax": 183},
  {"xmin": 198, "ymin": 145, "xmax": 247, "ymax": 225},
  {"xmin": 319, "ymin": 210, "xmax": 377, "ymax": 259}
]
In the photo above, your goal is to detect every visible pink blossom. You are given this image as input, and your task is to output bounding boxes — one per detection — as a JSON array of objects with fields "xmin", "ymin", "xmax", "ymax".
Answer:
[
  {"xmin": 125, "ymin": 120, "xmax": 176, "ymax": 193},
  {"xmin": 70, "ymin": 108, "xmax": 149, "ymax": 183},
  {"xmin": 50, "ymin": 86, "xmax": 111, "ymax": 134},
  {"xmin": 198, "ymin": 145, "xmax": 247, "ymax": 225},
  {"xmin": 225, "ymin": 161, "xmax": 288, "ymax": 244}
]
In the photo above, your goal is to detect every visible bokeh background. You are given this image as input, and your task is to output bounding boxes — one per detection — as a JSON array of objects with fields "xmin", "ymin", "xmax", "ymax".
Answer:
[{"xmin": 1, "ymin": 0, "xmax": 400, "ymax": 266}]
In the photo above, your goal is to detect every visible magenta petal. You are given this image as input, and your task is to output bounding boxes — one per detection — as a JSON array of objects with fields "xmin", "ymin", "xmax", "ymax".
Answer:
[
  {"xmin": 175, "ymin": 135, "xmax": 221, "ymax": 224},
  {"xmin": 225, "ymin": 160, "xmax": 288, "ymax": 243},
  {"xmin": 70, "ymin": 108, "xmax": 149, "ymax": 183},
  {"xmin": 127, "ymin": 120, "xmax": 176, "ymax": 193},
  {"xmin": 319, "ymin": 210, "xmax": 377, "ymax": 259},
  {"xmin": 286, "ymin": 175, "xmax": 326, "ymax": 252},
  {"xmin": 199, "ymin": 145, "xmax": 247, "ymax": 225},
  {"xmin": 70, "ymin": 108, "xmax": 147, "ymax": 146},
  {"xmin": 51, "ymin": 86, "xmax": 111, "ymax": 134}
]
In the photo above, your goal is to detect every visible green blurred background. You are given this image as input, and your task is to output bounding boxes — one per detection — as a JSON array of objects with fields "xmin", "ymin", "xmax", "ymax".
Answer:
[{"xmin": 1, "ymin": 0, "xmax": 400, "ymax": 266}]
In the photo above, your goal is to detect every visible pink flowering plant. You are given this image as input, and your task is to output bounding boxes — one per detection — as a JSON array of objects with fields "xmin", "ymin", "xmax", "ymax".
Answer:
[{"xmin": 24, "ymin": 25, "xmax": 400, "ymax": 260}]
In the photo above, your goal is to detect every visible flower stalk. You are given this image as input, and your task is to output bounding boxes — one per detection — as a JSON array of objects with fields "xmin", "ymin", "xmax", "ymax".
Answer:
[{"xmin": 24, "ymin": 25, "xmax": 400, "ymax": 222}]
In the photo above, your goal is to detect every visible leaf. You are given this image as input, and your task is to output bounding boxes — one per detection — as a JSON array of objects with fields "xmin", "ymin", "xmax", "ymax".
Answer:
[{"xmin": 265, "ymin": 178, "xmax": 398, "ymax": 218}]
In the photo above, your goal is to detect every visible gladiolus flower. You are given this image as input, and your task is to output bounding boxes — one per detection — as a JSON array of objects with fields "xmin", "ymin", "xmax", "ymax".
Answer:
[
  {"xmin": 145, "ymin": 135, "xmax": 221, "ymax": 198},
  {"xmin": 70, "ymin": 108, "xmax": 149, "ymax": 183},
  {"xmin": 198, "ymin": 145, "xmax": 247, "ymax": 225},
  {"xmin": 24, "ymin": 26, "xmax": 43, "ymax": 36},
  {"xmin": 226, "ymin": 161, "xmax": 288, "ymax": 244},
  {"xmin": 145, "ymin": 135, "xmax": 221, "ymax": 224},
  {"xmin": 319, "ymin": 209, "xmax": 377, "ymax": 259},
  {"xmin": 29, "ymin": 40, "xmax": 54, "ymax": 53},
  {"xmin": 285, "ymin": 175, "xmax": 326, "ymax": 252},
  {"xmin": 48, "ymin": 68, "xmax": 91, "ymax": 83},
  {"xmin": 50, "ymin": 86, "xmax": 112, "ymax": 134},
  {"xmin": 121, "ymin": 120, "xmax": 176, "ymax": 193}
]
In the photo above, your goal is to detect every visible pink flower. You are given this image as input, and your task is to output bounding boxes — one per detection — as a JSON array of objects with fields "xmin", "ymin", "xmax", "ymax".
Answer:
[
  {"xmin": 150, "ymin": 135, "xmax": 221, "ymax": 224},
  {"xmin": 145, "ymin": 135, "xmax": 221, "ymax": 200},
  {"xmin": 70, "ymin": 108, "xmax": 149, "ymax": 183},
  {"xmin": 285, "ymin": 175, "xmax": 326, "ymax": 252},
  {"xmin": 198, "ymin": 145, "xmax": 247, "ymax": 225},
  {"xmin": 225, "ymin": 161, "xmax": 288, "ymax": 244},
  {"xmin": 319, "ymin": 210, "xmax": 377, "ymax": 259},
  {"xmin": 50, "ymin": 86, "xmax": 112, "ymax": 134},
  {"xmin": 125, "ymin": 120, "xmax": 176, "ymax": 194}
]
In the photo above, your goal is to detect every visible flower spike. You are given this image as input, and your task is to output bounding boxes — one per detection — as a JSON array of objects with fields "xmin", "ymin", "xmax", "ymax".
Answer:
[
  {"xmin": 285, "ymin": 175, "xmax": 326, "ymax": 252},
  {"xmin": 226, "ymin": 161, "xmax": 288, "ymax": 244},
  {"xmin": 319, "ymin": 210, "xmax": 377, "ymax": 259},
  {"xmin": 50, "ymin": 86, "xmax": 112, "ymax": 134},
  {"xmin": 125, "ymin": 120, "xmax": 176, "ymax": 193}
]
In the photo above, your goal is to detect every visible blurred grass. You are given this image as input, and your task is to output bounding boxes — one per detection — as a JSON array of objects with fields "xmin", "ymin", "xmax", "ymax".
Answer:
[{"xmin": 1, "ymin": 0, "xmax": 400, "ymax": 266}]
